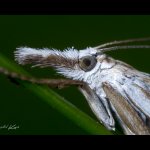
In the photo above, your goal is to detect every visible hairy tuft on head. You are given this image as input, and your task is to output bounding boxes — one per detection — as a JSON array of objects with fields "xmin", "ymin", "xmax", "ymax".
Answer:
[
  {"xmin": 14, "ymin": 47, "xmax": 51, "ymax": 65},
  {"xmin": 14, "ymin": 47, "xmax": 79, "ymax": 68},
  {"xmin": 14, "ymin": 47, "xmax": 90, "ymax": 80}
]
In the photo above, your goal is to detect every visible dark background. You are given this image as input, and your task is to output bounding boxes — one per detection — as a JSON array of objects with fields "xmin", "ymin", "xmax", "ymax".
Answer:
[{"xmin": 0, "ymin": 15, "xmax": 150, "ymax": 135}]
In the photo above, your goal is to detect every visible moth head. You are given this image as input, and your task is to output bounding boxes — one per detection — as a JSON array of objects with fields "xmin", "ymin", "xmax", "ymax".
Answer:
[
  {"xmin": 14, "ymin": 37, "xmax": 150, "ymax": 81},
  {"xmin": 14, "ymin": 47, "xmax": 105, "ymax": 81}
]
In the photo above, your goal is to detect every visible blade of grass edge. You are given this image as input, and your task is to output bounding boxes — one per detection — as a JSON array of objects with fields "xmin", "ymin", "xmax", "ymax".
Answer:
[{"xmin": 0, "ymin": 53, "xmax": 115, "ymax": 135}]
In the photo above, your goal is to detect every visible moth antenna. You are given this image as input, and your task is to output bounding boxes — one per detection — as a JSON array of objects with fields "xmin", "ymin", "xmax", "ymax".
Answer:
[
  {"xmin": 94, "ymin": 37, "xmax": 150, "ymax": 49},
  {"xmin": 97, "ymin": 45, "xmax": 150, "ymax": 53}
]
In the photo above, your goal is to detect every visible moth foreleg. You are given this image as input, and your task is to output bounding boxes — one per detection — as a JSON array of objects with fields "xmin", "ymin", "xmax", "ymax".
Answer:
[
  {"xmin": 0, "ymin": 67, "xmax": 83, "ymax": 88},
  {"xmin": 78, "ymin": 84, "xmax": 115, "ymax": 131}
]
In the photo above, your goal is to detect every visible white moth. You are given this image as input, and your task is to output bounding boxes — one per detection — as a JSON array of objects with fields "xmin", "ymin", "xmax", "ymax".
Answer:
[{"xmin": 14, "ymin": 38, "xmax": 150, "ymax": 135}]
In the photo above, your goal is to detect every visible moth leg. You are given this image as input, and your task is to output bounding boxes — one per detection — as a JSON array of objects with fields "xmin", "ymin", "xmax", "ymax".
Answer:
[
  {"xmin": 102, "ymin": 82, "xmax": 150, "ymax": 135},
  {"xmin": 78, "ymin": 84, "xmax": 115, "ymax": 131},
  {"xmin": 0, "ymin": 67, "xmax": 83, "ymax": 88}
]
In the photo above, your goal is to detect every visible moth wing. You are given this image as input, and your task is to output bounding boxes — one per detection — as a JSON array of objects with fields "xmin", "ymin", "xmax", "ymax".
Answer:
[
  {"xmin": 78, "ymin": 83, "xmax": 115, "ymax": 131},
  {"xmin": 123, "ymin": 72, "xmax": 150, "ymax": 121},
  {"xmin": 102, "ymin": 82, "xmax": 150, "ymax": 135}
]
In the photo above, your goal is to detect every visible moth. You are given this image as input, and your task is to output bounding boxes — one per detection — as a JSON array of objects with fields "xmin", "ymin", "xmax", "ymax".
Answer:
[{"xmin": 4, "ymin": 37, "xmax": 150, "ymax": 135}]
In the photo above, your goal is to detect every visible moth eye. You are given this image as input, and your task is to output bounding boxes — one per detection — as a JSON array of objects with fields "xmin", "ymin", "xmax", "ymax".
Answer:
[{"xmin": 79, "ymin": 56, "xmax": 97, "ymax": 72}]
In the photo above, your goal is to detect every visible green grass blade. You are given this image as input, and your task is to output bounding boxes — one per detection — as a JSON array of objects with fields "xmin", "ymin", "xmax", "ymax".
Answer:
[{"xmin": 0, "ymin": 53, "xmax": 114, "ymax": 135}]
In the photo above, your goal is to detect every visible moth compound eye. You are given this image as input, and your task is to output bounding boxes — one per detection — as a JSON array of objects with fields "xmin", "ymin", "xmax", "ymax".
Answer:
[{"xmin": 79, "ymin": 56, "xmax": 97, "ymax": 72}]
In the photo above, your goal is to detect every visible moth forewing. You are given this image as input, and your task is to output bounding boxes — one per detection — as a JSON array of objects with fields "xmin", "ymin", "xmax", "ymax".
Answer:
[
  {"xmin": 123, "ymin": 81, "xmax": 150, "ymax": 118},
  {"xmin": 102, "ymin": 82, "xmax": 150, "ymax": 135}
]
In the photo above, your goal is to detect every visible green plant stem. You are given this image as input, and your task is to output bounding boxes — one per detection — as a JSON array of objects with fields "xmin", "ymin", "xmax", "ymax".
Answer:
[{"xmin": 0, "ymin": 53, "xmax": 114, "ymax": 135}]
